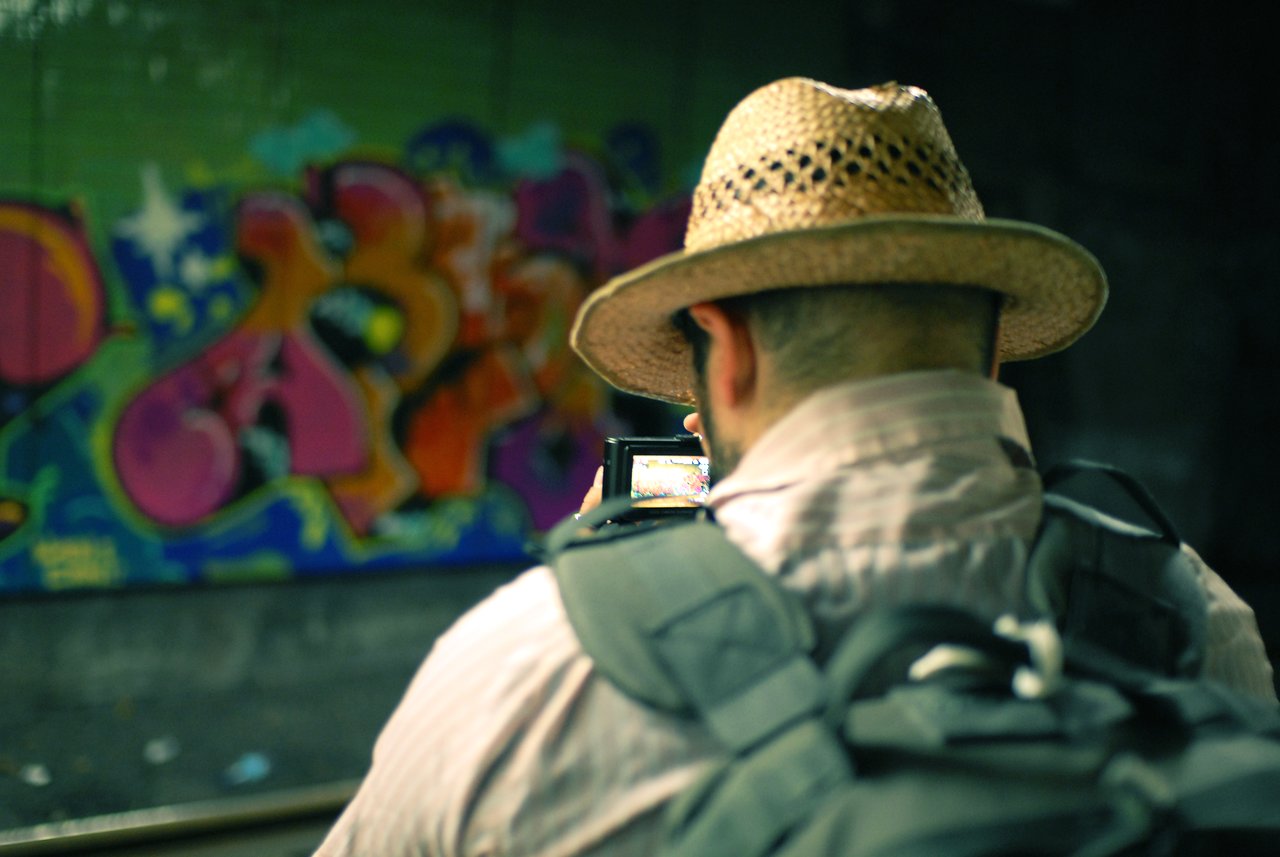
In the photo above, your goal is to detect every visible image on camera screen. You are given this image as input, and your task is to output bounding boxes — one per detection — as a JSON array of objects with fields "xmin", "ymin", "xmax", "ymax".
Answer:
[{"xmin": 629, "ymin": 454, "xmax": 710, "ymax": 508}]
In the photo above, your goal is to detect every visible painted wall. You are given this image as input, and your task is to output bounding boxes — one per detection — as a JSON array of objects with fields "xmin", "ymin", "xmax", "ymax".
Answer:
[{"xmin": 0, "ymin": 0, "xmax": 850, "ymax": 593}]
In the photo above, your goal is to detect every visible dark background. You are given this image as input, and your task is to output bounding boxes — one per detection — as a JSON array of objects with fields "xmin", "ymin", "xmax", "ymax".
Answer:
[
  {"xmin": 912, "ymin": 1, "xmax": 1280, "ymax": 635},
  {"xmin": 2, "ymin": 0, "xmax": 1276, "ymax": 852}
]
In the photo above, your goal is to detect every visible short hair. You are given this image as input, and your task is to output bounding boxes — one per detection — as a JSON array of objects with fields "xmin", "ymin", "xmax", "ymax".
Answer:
[{"xmin": 672, "ymin": 283, "xmax": 1001, "ymax": 398}]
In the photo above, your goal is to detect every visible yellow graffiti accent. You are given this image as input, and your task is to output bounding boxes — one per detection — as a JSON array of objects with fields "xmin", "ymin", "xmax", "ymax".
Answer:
[
  {"xmin": 148, "ymin": 285, "xmax": 195, "ymax": 334},
  {"xmin": 208, "ymin": 293, "xmax": 236, "ymax": 321},
  {"xmin": 278, "ymin": 482, "xmax": 331, "ymax": 549},
  {"xmin": 373, "ymin": 498, "xmax": 492, "ymax": 552},
  {"xmin": 365, "ymin": 305, "xmax": 404, "ymax": 355},
  {"xmin": 203, "ymin": 552, "xmax": 293, "ymax": 584},
  {"xmin": 413, "ymin": 510, "xmax": 462, "ymax": 551},
  {"xmin": 437, "ymin": 498, "xmax": 478, "ymax": 528},
  {"xmin": 424, "ymin": 518, "xmax": 460, "ymax": 550},
  {"xmin": 34, "ymin": 537, "xmax": 124, "ymax": 590},
  {"xmin": 209, "ymin": 255, "xmax": 237, "ymax": 279},
  {"xmin": 186, "ymin": 160, "xmax": 217, "ymax": 187},
  {"xmin": 0, "ymin": 498, "xmax": 27, "ymax": 528}
]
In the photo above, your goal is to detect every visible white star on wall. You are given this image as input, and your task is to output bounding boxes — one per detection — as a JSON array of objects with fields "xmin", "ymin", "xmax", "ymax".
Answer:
[{"xmin": 115, "ymin": 163, "xmax": 204, "ymax": 279}]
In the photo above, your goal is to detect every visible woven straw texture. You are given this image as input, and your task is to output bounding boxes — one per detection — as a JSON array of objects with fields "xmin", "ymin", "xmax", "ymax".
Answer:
[{"xmin": 571, "ymin": 78, "xmax": 1107, "ymax": 404}]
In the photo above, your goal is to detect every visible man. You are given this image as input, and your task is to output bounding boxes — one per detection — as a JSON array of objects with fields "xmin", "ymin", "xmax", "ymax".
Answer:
[{"xmin": 314, "ymin": 77, "xmax": 1275, "ymax": 857}]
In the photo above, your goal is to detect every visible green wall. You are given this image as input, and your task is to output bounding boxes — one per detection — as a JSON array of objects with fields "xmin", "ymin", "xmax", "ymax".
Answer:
[
  {"xmin": 2, "ymin": 0, "xmax": 851, "ymax": 230},
  {"xmin": 0, "ymin": 0, "xmax": 852, "ymax": 593}
]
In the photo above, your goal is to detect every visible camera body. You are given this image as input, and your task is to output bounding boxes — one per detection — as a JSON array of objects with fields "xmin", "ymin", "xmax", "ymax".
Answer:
[{"xmin": 601, "ymin": 435, "xmax": 710, "ymax": 520}]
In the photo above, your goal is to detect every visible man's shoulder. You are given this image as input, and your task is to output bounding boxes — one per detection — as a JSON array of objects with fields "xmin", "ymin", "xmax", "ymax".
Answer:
[
  {"xmin": 451, "ymin": 563, "xmax": 565, "ymax": 628},
  {"xmin": 424, "ymin": 564, "xmax": 583, "ymax": 674}
]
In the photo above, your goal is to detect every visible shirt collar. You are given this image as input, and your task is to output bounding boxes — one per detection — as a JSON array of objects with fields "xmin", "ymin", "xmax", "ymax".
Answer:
[{"xmin": 707, "ymin": 370, "xmax": 1032, "ymax": 506}]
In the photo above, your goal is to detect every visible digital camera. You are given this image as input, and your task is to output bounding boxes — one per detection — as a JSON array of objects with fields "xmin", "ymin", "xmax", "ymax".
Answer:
[{"xmin": 601, "ymin": 435, "xmax": 710, "ymax": 520}]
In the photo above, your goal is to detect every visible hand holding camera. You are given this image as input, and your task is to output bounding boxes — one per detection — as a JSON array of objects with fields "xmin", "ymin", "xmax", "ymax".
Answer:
[{"xmin": 577, "ymin": 409, "xmax": 709, "ymax": 524}]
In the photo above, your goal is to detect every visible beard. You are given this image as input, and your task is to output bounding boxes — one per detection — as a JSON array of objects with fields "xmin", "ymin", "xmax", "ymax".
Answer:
[{"xmin": 692, "ymin": 381, "xmax": 740, "ymax": 486}]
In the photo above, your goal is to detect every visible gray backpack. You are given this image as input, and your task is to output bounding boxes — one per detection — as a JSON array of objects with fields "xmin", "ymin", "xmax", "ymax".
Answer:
[{"xmin": 546, "ymin": 462, "xmax": 1280, "ymax": 856}]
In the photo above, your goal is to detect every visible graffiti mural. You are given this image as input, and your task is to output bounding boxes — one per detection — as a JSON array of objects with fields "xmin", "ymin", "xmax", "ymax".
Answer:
[{"xmin": 0, "ymin": 117, "xmax": 692, "ymax": 593}]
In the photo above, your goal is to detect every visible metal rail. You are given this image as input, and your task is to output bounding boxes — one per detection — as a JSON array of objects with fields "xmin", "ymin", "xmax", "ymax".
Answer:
[{"xmin": 0, "ymin": 779, "xmax": 359, "ymax": 855}]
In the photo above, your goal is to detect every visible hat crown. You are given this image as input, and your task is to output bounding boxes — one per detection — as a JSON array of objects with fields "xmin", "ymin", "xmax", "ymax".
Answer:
[{"xmin": 686, "ymin": 78, "xmax": 985, "ymax": 253}]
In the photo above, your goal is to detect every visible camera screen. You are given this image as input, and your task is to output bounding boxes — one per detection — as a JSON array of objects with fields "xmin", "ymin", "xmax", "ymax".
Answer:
[{"xmin": 629, "ymin": 454, "xmax": 710, "ymax": 508}]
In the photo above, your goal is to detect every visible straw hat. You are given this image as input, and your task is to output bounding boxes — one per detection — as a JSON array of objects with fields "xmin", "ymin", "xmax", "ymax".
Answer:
[{"xmin": 570, "ymin": 77, "xmax": 1108, "ymax": 405}]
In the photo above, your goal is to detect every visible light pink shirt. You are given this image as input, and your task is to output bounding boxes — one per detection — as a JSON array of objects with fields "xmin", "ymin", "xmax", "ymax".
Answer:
[{"xmin": 314, "ymin": 371, "xmax": 1276, "ymax": 857}]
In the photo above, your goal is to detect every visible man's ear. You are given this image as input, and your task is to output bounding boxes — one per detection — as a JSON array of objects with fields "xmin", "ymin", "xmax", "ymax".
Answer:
[{"xmin": 687, "ymin": 302, "xmax": 757, "ymax": 406}]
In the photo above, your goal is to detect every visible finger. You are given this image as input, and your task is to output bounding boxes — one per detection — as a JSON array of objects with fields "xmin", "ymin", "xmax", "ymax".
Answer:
[
  {"xmin": 579, "ymin": 465, "xmax": 604, "ymax": 514},
  {"xmin": 682, "ymin": 413, "xmax": 709, "ymax": 456}
]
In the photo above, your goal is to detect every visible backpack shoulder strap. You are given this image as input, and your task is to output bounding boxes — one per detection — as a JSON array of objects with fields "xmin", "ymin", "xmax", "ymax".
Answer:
[
  {"xmin": 1027, "ymin": 460, "xmax": 1208, "ymax": 678},
  {"xmin": 551, "ymin": 518, "xmax": 853, "ymax": 857},
  {"xmin": 550, "ymin": 518, "xmax": 820, "ymax": 737}
]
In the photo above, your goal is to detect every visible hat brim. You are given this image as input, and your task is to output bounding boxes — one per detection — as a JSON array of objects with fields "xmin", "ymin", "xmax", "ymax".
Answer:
[{"xmin": 570, "ymin": 214, "xmax": 1108, "ymax": 405}]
